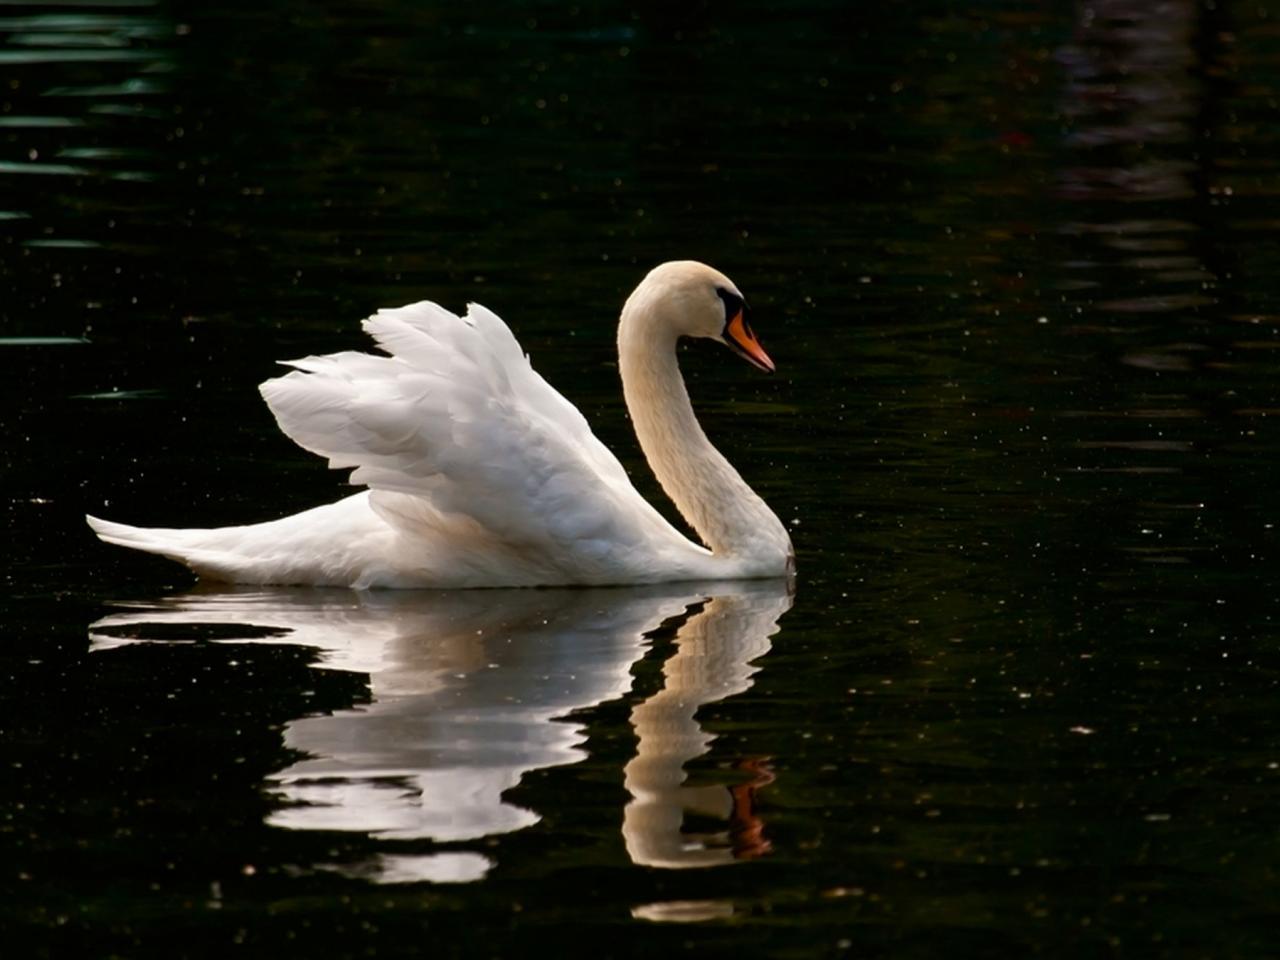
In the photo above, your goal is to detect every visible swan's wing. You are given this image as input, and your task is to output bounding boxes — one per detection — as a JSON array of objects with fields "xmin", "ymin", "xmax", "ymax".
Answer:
[{"xmin": 259, "ymin": 301, "xmax": 691, "ymax": 571}]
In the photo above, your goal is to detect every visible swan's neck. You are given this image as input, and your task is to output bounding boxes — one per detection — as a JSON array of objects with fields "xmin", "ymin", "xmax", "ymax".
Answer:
[{"xmin": 618, "ymin": 320, "xmax": 791, "ymax": 565}]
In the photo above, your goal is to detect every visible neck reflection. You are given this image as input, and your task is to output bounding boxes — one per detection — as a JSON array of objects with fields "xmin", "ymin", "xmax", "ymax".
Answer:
[{"xmin": 623, "ymin": 590, "xmax": 789, "ymax": 868}]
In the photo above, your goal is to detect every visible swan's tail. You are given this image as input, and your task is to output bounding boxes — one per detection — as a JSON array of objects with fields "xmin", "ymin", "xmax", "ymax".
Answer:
[
  {"xmin": 86, "ymin": 514, "xmax": 236, "ymax": 579},
  {"xmin": 86, "ymin": 495, "xmax": 404, "ymax": 587}
]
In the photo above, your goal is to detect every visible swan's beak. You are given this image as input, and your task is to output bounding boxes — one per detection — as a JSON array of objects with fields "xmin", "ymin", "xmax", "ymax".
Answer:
[{"xmin": 724, "ymin": 310, "xmax": 776, "ymax": 373}]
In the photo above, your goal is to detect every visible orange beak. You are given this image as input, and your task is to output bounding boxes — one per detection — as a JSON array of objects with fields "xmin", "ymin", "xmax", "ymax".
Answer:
[{"xmin": 724, "ymin": 310, "xmax": 775, "ymax": 373}]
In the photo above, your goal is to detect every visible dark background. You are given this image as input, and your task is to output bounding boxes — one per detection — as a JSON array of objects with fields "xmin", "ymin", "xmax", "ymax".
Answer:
[{"xmin": 3, "ymin": 1, "xmax": 1279, "ymax": 957}]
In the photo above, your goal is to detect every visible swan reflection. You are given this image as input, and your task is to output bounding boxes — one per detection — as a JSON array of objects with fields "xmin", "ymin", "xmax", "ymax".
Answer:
[{"xmin": 89, "ymin": 580, "xmax": 791, "ymax": 881}]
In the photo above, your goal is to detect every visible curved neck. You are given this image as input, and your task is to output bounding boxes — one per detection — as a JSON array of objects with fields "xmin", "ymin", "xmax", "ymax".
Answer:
[{"xmin": 618, "ymin": 317, "xmax": 790, "ymax": 562}]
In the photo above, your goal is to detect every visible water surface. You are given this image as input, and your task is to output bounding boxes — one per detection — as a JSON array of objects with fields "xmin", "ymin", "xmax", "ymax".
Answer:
[{"xmin": 3, "ymin": 1, "xmax": 1280, "ymax": 957}]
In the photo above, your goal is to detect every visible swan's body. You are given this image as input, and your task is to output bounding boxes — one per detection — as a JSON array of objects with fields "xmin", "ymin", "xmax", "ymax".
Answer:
[{"xmin": 87, "ymin": 261, "xmax": 794, "ymax": 588}]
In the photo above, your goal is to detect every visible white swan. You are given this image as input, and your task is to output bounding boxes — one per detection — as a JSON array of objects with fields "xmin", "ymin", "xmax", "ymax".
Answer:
[{"xmin": 87, "ymin": 261, "xmax": 794, "ymax": 588}]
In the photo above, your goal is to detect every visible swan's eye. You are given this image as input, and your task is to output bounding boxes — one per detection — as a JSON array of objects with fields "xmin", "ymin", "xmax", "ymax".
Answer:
[
  {"xmin": 717, "ymin": 288, "xmax": 775, "ymax": 373},
  {"xmin": 716, "ymin": 287, "xmax": 745, "ymax": 325}
]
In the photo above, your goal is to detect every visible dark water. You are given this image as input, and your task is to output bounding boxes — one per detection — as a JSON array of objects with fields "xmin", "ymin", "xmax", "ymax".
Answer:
[{"xmin": 4, "ymin": 1, "xmax": 1280, "ymax": 956}]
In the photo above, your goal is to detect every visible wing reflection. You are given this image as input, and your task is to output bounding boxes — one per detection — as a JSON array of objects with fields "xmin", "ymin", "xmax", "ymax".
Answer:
[{"xmin": 89, "ymin": 580, "xmax": 792, "ymax": 881}]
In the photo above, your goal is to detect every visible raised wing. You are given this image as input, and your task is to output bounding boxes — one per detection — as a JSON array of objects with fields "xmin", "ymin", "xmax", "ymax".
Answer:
[{"xmin": 258, "ymin": 301, "xmax": 690, "ymax": 571}]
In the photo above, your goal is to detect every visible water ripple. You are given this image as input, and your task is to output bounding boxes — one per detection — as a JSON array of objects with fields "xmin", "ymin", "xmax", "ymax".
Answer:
[{"xmin": 0, "ymin": 49, "xmax": 163, "ymax": 64}]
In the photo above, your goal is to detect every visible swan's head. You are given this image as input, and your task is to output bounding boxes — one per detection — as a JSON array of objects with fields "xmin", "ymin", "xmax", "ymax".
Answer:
[{"xmin": 623, "ymin": 260, "xmax": 775, "ymax": 373}]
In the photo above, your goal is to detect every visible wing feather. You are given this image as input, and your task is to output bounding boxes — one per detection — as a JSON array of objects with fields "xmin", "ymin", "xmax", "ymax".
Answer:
[{"xmin": 259, "ymin": 301, "xmax": 685, "ymax": 572}]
